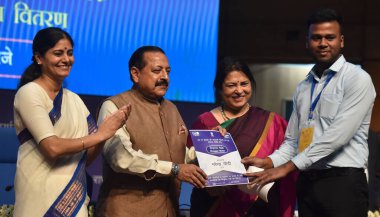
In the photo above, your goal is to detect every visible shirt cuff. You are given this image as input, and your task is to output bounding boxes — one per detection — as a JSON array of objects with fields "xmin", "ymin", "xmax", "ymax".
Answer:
[
  {"xmin": 156, "ymin": 160, "xmax": 172, "ymax": 175},
  {"xmin": 269, "ymin": 152, "xmax": 286, "ymax": 168},
  {"xmin": 185, "ymin": 146, "xmax": 197, "ymax": 163},
  {"xmin": 291, "ymin": 152, "xmax": 313, "ymax": 170}
]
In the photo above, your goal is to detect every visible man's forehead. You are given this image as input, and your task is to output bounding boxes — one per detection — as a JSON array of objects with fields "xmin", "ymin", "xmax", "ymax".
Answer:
[
  {"xmin": 142, "ymin": 51, "xmax": 169, "ymax": 66},
  {"xmin": 143, "ymin": 51, "xmax": 166, "ymax": 60},
  {"xmin": 309, "ymin": 21, "xmax": 341, "ymax": 33}
]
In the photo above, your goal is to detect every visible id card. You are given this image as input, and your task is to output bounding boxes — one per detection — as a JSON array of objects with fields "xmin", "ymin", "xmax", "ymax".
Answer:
[{"xmin": 298, "ymin": 121, "xmax": 314, "ymax": 152}]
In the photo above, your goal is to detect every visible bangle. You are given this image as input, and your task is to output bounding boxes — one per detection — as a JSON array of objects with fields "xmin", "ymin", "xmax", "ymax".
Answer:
[{"xmin": 81, "ymin": 139, "xmax": 85, "ymax": 150}]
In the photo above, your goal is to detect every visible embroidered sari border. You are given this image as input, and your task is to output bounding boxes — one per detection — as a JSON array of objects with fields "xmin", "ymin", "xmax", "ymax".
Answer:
[
  {"xmin": 49, "ymin": 88, "xmax": 63, "ymax": 125},
  {"xmin": 17, "ymin": 128, "xmax": 33, "ymax": 145},
  {"xmin": 87, "ymin": 114, "xmax": 98, "ymax": 134},
  {"xmin": 44, "ymin": 153, "xmax": 87, "ymax": 217}
]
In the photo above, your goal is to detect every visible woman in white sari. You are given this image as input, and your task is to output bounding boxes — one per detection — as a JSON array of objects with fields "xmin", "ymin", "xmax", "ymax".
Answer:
[{"xmin": 13, "ymin": 27, "xmax": 131, "ymax": 217}]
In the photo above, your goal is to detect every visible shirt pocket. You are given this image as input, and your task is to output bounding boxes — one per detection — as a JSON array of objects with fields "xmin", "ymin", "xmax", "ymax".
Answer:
[
  {"xmin": 177, "ymin": 124, "xmax": 188, "ymax": 146},
  {"xmin": 320, "ymin": 93, "xmax": 343, "ymax": 120}
]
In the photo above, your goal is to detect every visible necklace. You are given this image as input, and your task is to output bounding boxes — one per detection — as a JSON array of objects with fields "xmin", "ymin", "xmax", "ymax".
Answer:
[
  {"xmin": 221, "ymin": 105, "xmax": 230, "ymax": 121},
  {"xmin": 221, "ymin": 103, "xmax": 250, "ymax": 121}
]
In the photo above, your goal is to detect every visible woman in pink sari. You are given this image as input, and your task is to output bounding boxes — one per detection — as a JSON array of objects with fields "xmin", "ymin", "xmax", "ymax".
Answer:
[{"xmin": 187, "ymin": 57, "xmax": 297, "ymax": 217}]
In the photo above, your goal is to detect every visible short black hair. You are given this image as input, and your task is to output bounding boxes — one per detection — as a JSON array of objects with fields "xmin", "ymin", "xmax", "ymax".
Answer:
[
  {"xmin": 307, "ymin": 8, "xmax": 343, "ymax": 34},
  {"xmin": 213, "ymin": 57, "xmax": 256, "ymax": 105},
  {"xmin": 128, "ymin": 46, "xmax": 165, "ymax": 82}
]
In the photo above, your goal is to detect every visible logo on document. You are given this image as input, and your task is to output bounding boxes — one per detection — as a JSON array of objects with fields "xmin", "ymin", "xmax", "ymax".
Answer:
[{"xmin": 191, "ymin": 131, "xmax": 200, "ymax": 136}]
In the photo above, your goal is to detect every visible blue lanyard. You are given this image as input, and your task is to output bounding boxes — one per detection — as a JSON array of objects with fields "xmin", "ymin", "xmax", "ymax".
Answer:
[{"xmin": 309, "ymin": 72, "xmax": 335, "ymax": 120}]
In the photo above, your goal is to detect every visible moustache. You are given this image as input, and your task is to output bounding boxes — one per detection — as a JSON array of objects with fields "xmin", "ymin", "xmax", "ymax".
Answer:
[{"xmin": 155, "ymin": 80, "xmax": 169, "ymax": 87}]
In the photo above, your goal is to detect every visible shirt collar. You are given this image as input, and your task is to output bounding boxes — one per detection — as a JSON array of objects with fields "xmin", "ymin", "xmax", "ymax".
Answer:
[{"xmin": 307, "ymin": 55, "xmax": 345, "ymax": 82}]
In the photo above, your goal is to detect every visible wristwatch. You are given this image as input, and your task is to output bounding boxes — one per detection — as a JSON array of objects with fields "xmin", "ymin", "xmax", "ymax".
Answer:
[{"xmin": 171, "ymin": 163, "xmax": 180, "ymax": 177}]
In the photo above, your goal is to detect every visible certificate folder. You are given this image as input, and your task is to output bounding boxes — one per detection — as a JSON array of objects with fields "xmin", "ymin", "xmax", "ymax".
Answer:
[{"xmin": 189, "ymin": 130, "xmax": 249, "ymax": 187}]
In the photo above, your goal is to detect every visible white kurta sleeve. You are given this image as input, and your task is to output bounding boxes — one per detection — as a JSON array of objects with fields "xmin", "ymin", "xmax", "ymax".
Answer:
[{"xmin": 98, "ymin": 100, "xmax": 173, "ymax": 177}]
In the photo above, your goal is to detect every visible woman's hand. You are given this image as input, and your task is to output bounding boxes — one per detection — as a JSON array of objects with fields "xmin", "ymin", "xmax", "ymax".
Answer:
[
  {"xmin": 97, "ymin": 104, "xmax": 132, "ymax": 140},
  {"xmin": 212, "ymin": 125, "xmax": 227, "ymax": 137},
  {"xmin": 38, "ymin": 104, "xmax": 132, "ymax": 161}
]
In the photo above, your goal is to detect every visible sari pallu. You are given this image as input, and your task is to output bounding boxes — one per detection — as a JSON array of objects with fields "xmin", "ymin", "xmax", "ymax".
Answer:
[
  {"xmin": 187, "ymin": 107, "xmax": 297, "ymax": 217},
  {"xmin": 13, "ymin": 84, "xmax": 97, "ymax": 217}
]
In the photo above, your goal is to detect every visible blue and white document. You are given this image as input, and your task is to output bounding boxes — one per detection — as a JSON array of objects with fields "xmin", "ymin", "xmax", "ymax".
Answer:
[{"xmin": 189, "ymin": 130, "xmax": 249, "ymax": 187}]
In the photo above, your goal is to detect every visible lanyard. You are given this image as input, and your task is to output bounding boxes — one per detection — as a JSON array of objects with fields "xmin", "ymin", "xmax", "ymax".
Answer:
[{"xmin": 309, "ymin": 72, "xmax": 335, "ymax": 120}]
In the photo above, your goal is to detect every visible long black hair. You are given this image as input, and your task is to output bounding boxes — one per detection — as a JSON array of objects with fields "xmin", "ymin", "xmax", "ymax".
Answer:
[{"xmin": 18, "ymin": 27, "xmax": 74, "ymax": 89}]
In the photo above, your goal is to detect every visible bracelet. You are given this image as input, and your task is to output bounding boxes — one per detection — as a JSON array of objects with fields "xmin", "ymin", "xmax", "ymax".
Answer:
[
  {"xmin": 81, "ymin": 139, "xmax": 85, "ymax": 150},
  {"xmin": 171, "ymin": 163, "xmax": 180, "ymax": 177}
]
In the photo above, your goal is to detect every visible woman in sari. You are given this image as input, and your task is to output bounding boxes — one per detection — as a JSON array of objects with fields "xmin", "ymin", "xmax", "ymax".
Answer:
[
  {"xmin": 13, "ymin": 27, "xmax": 130, "ymax": 217},
  {"xmin": 188, "ymin": 57, "xmax": 297, "ymax": 217}
]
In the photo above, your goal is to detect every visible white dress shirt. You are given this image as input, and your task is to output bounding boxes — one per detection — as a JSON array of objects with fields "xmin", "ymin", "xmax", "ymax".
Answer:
[{"xmin": 270, "ymin": 55, "xmax": 376, "ymax": 170}]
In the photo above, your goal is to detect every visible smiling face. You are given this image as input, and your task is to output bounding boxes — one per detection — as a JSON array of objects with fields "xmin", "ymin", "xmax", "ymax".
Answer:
[
  {"xmin": 221, "ymin": 70, "xmax": 252, "ymax": 112},
  {"xmin": 131, "ymin": 51, "xmax": 170, "ymax": 100},
  {"xmin": 35, "ymin": 38, "xmax": 74, "ymax": 82},
  {"xmin": 306, "ymin": 21, "xmax": 344, "ymax": 65}
]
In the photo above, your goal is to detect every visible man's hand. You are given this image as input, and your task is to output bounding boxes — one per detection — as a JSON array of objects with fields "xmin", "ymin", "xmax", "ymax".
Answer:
[
  {"xmin": 177, "ymin": 164, "xmax": 207, "ymax": 188},
  {"xmin": 241, "ymin": 156, "xmax": 274, "ymax": 169},
  {"xmin": 244, "ymin": 161, "xmax": 297, "ymax": 186}
]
